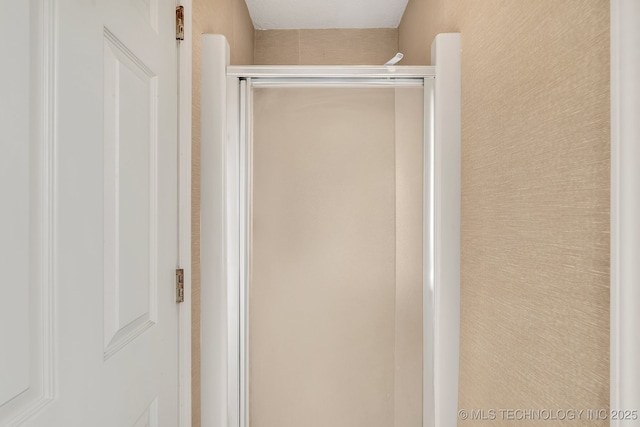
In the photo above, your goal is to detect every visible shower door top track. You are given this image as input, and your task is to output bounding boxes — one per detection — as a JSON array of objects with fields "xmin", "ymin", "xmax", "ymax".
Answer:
[{"xmin": 227, "ymin": 65, "xmax": 436, "ymax": 79}]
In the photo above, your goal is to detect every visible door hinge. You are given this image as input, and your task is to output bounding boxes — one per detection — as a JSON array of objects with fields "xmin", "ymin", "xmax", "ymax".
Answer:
[
  {"xmin": 176, "ymin": 6, "xmax": 185, "ymax": 41},
  {"xmin": 176, "ymin": 268, "xmax": 185, "ymax": 303}
]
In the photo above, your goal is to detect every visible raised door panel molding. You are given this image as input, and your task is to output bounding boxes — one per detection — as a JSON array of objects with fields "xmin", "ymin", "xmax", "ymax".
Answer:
[
  {"xmin": 0, "ymin": 0, "xmax": 56, "ymax": 424},
  {"xmin": 103, "ymin": 28, "xmax": 159, "ymax": 360},
  {"xmin": 132, "ymin": 398, "xmax": 158, "ymax": 427},
  {"xmin": 132, "ymin": 0, "xmax": 159, "ymax": 33}
]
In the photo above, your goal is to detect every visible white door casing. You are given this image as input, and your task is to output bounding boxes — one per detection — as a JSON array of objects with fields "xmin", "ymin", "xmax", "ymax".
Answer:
[
  {"xmin": 0, "ymin": 1, "xmax": 186, "ymax": 426},
  {"xmin": 610, "ymin": 0, "xmax": 640, "ymax": 423}
]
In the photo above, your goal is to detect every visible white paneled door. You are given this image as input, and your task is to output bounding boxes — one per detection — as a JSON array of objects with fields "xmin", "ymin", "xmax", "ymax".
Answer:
[{"xmin": 0, "ymin": 0, "xmax": 181, "ymax": 426}]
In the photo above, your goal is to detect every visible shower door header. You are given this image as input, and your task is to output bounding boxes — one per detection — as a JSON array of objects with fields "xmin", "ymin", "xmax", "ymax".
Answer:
[{"xmin": 226, "ymin": 65, "xmax": 436, "ymax": 79}]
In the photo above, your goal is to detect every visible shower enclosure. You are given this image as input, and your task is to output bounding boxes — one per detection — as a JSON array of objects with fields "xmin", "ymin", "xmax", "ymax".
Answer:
[{"xmin": 200, "ymin": 34, "xmax": 460, "ymax": 427}]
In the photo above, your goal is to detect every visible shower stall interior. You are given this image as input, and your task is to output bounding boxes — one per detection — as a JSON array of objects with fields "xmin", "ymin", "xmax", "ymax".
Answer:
[{"xmin": 200, "ymin": 33, "xmax": 460, "ymax": 427}]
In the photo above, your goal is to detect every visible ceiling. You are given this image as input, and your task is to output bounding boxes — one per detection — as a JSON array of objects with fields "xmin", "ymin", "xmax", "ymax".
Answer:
[{"xmin": 244, "ymin": 0, "xmax": 410, "ymax": 30}]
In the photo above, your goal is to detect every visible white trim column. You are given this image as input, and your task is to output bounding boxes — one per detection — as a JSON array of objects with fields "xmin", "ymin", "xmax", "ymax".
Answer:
[
  {"xmin": 431, "ymin": 33, "xmax": 461, "ymax": 427},
  {"xmin": 177, "ymin": 2, "xmax": 192, "ymax": 427},
  {"xmin": 200, "ymin": 34, "xmax": 231, "ymax": 427},
  {"xmin": 610, "ymin": 1, "xmax": 640, "ymax": 424}
]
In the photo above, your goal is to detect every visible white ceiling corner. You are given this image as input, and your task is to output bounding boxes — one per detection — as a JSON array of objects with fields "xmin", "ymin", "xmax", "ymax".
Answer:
[{"xmin": 244, "ymin": 0, "xmax": 410, "ymax": 30}]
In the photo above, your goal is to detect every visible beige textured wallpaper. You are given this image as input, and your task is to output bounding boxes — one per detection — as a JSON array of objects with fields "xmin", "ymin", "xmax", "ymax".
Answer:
[
  {"xmin": 191, "ymin": 1, "xmax": 254, "ymax": 426},
  {"xmin": 254, "ymin": 29, "xmax": 398, "ymax": 65},
  {"xmin": 400, "ymin": 1, "xmax": 610, "ymax": 425}
]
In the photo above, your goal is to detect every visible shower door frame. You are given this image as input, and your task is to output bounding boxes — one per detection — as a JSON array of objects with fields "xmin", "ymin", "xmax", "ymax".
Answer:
[
  {"xmin": 234, "ymin": 68, "xmax": 434, "ymax": 427},
  {"xmin": 200, "ymin": 33, "xmax": 461, "ymax": 427}
]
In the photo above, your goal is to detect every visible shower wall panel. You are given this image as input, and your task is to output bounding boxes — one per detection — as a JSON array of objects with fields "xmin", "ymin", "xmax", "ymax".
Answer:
[{"xmin": 393, "ymin": 87, "xmax": 424, "ymax": 427}]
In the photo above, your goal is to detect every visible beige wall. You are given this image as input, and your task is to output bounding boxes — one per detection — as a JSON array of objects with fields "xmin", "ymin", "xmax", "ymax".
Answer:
[
  {"xmin": 254, "ymin": 29, "xmax": 398, "ymax": 65},
  {"xmin": 192, "ymin": 1, "xmax": 254, "ymax": 426},
  {"xmin": 400, "ymin": 1, "xmax": 610, "ymax": 424}
]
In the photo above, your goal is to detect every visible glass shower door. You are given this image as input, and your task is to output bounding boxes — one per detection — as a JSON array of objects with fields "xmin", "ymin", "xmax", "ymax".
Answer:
[{"xmin": 248, "ymin": 83, "xmax": 426, "ymax": 427}]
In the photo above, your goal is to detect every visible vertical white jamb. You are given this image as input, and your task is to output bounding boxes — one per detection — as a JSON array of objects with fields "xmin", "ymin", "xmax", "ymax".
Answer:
[
  {"xmin": 236, "ymin": 79, "xmax": 251, "ymax": 427},
  {"xmin": 200, "ymin": 34, "xmax": 232, "ymax": 427},
  {"xmin": 431, "ymin": 33, "xmax": 461, "ymax": 427},
  {"xmin": 225, "ymin": 74, "xmax": 240, "ymax": 427},
  {"xmin": 611, "ymin": 1, "xmax": 640, "ymax": 424},
  {"xmin": 238, "ymin": 77, "xmax": 251, "ymax": 427},
  {"xmin": 177, "ymin": 2, "xmax": 192, "ymax": 426},
  {"xmin": 423, "ymin": 76, "xmax": 436, "ymax": 427}
]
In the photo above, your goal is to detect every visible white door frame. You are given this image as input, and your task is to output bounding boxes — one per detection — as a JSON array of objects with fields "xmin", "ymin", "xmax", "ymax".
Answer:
[
  {"xmin": 200, "ymin": 33, "xmax": 461, "ymax": 427},
  {"xmin": 610, "ymin": 0, "xmax": 640, "ymax": 424},
  {"xmin": 177, "ymin": 1, "xmax": 192, "ymax": 426}
]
